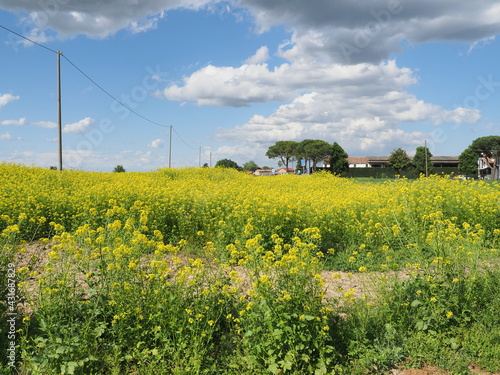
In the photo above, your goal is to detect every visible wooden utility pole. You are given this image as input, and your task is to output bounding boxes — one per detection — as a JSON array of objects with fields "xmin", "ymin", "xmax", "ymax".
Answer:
[
  {"xmin": 57, "ymin": 51, "xmax": 63, "ymax": 171},
  {"xmin": 168, "ymin": 125, "xmax": 172, "ymax": 168},
  {"xmin": 425, "ymin": 140, "xmax": 428, "ymax": 177}
]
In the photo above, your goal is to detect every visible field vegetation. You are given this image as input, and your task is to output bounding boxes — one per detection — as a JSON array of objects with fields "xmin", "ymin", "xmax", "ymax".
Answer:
[{"xmin": 1, "ymin": 163, "xmax": 499, "ymax": 374}]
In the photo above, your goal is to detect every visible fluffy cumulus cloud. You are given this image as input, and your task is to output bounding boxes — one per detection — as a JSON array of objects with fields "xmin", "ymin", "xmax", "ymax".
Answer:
[
  {"xmin": 0, "ymin": 118, "xmax": 60, "ymax": 128},
  {"xmin": 163, "ymin": 59, "xmax": 421, "ymax": 107},
  {"xmin": 0, "ymin": 118, "xmax": 26, "ymax": 126},
  {"xmin": 0, "ymin": 93, "xmax": 19, "ymax": 108},
  {"xmin": 2, "ymin": 0, "xmax": 497, "ymax": 160},
  {"xmin": 215, "ymin": 89, "xmax": 479, "ymax": 156},
  {"xmin": 4, "ymin": 1, "xmax": 499, "ymax": 56},
  {"xmin": 63, "ymin": 117, "xmax": 95, "ymax": 134},
  {"xmin": 148, "ymin": 138, "xmax": 165, "ymax": 148},
  {"xmin": 156, "ymin": 0, "xmax": 494, "ymax": 157},
  {"xmin": 244, "ymin": 46, "xmax": 269, "ymax": 64},
  {"xmin": 240, "ymin": 0, "xmax": 500, "ymax": 64},
  {"xmin": 0, "ymin": 132, "xmax": 22, "ymax": 141},
  {"xmin": 165, "ymin": 56, "xmax": 479, "ymax": 154},
  {"xmin": 0, "ymin": 0, "xmax": 212, "ymax": 38}
]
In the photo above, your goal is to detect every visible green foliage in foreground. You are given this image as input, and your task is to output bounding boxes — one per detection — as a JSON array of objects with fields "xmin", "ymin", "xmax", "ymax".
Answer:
[{"xmin": 0, "ymin": 165, "xmax": 499, "ymax": 374}]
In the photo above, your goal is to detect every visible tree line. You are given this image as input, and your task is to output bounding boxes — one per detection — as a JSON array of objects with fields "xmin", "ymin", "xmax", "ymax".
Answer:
[
  {"xmin": 265, "ymin": 140, "xmax": 349, "ymax": 174},
  {"xmin": 458, "ymin": 135, "xmax": 500, "ymax": 179},
  {"xmin": 213, "ymin": 135, "xmax": 500, "ymax": 178}
]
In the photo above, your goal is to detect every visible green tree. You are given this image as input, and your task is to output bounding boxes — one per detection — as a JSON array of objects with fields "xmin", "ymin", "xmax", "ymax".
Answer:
[
  {"xmin": 296, "ymin": 139, "xmax": 331, "ymax": 173},
  {"xmin": 387, "ymin": 148, "xmax": 411, "ymax": 174},
  {"xmin": 113, "ymin": 165, "xmax": 126, "ymax": 173},
  {"xmin": 243, "ymin": 161, "xmax": 260, "ymax": 172},
  {"xmin": 459, "ymin": 136, "xmax": 500, "ymax": 179},
  {"xmin": 469, "ymin": 136, "xmax": 500, "ymax": 179},
  {"xmin": 458, "ymin": 147, "xmax": 479, "ymax": 177},
  {"xmin": 295, "ymin": 159, "xmax": 303, "ymax": 174},
  {"xmin": 265, "ymin": 141, "xmax": 297, "ymax": 169},
  {"xmin": 328, "ymin": 142, "xmax": 349, "ymax": 175},
  {"xmin": 469, "ymin": 136, "xmax": 500, "ymax": 157},
  {"xmin": 412, "ymin": 146, "xmax": 433, "ymax": 177},
  {"xmin": 215, "ymin": 159, "xmax": 240, "ymax": 170}
]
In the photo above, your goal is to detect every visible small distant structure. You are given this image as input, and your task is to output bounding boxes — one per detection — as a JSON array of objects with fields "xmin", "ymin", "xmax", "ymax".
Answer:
[
  {"xmin": 478, "ymin": 155, "xmax": 500, "ymax": 179},
  {"xmin": 323, "ymin": 156, "xmax": 460, "ymax": 169},
  {"xmin": 347, "ymin": 157, "xmax": 369, "ymax": 168},
  {"xmin": 275, "ymin": 167, "xmax": 294, "ymax": 175},
  {"xmin": 253, "ymin": 169, "xmax": 274, "ymax": 176}
]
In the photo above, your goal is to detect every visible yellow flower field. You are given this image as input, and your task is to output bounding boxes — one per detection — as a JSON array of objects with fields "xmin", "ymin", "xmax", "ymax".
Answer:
[{"xmin": 1, "ymin": 163, "xmax": 499, "ymax": 374}]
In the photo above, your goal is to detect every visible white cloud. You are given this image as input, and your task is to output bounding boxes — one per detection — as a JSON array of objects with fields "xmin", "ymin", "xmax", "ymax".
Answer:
[
  {"xmin": 0, "ymin": 118, "xmax": 26, "ymax": 126},
  {"xmin": 2, "ymin": 0, "xmax": 499, "ymax": 63},
  {"xmin": 0, "ymin": 132, "xmax": 22, "ymax": 141},
  {"xmin": 1, "ymin": 148, "xmax": 173, "ymax": 171},
  {"xmin": 1, "ymin": 0, "xmax": 497, "ymax": 166},
  {"xmin": 215, "ymin": 88, "xmax": 479, "ymax": 157},
  {"xmin": 0, "ymin": 132, "xmax": 12, "ymax": 140},
  {"xmin": 148, "ymin": 138, "xmax": 165, "ymax": 148},
  {"xmin": 0, "ymin": 118, "xmax": 64, "ymax": 128},
  {"xmin": 467, "ymin": 36, "xmax": 496, "ymax": 55},
  {"xmin": 244, "ymin": 46, "xmax": 269, "ymax": 64},
  {"xmin": 0, "ymin": 93, "xmax": 19, "ymax": 108},
  {"xmin": 163, "ymin": 54, "xmax": 480, "ymax": 158},
  {"xmin": 63, "ymin": 117, "xmax": 95, "ymax": 134},
  {"xmin": 163, "ymin": 63, "xmax": 293, "ymax": 107},
  {"xmin": 240, "ymin": 0, "xmax": 500, "ymax": 64},
  {"xmin": 129, "ymin": 13, "xmax": 164, "ymax": 34},
  {"xmin": 0, "ymin": 0, "xmax": 214, "ymax": 38},
  {"xmin": 31, "ymin": 121, "xmax": 57, "ymax": 129},
  {"xmin": 163, "ymin": 59, "xmax": 417, "ymax": 107}
]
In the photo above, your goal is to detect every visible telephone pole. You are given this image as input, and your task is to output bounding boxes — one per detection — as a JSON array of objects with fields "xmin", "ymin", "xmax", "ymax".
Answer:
[
  {"xmin": 57, "ymin": 51, "xmax": 63, "ymax": 171},
  {"xmin": 425, "ymin": 139, "xmax": 428, "ymax": 177},
  {"xmin": 168, "ymin": 125, "xmax": 172, "ymax": 168}
]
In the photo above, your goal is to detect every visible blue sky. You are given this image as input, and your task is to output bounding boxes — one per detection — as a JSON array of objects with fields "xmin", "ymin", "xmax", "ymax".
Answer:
[{"xmin": 1, "ymin": 0, "xmax": 499, "ymax": 171}]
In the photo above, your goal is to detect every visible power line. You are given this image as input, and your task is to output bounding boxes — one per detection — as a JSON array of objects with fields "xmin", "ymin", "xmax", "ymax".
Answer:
[
  {"xmin": 1, "ymin": 23, "xmax": 168, "ymax": 129},
  {"xmin": 0, "ymin": 24, "xmax": 58, "ymax": 54},
  {"xmin": 2, "ymin": 23, "xmax": 203, "ymax": 167},
  {"xmin": 62, "ymin": 55, "xmax": 168, "ymax": 129},
  {"xmin": 172, "ymin": 126, "xmax": 198, "ymax": 150}
]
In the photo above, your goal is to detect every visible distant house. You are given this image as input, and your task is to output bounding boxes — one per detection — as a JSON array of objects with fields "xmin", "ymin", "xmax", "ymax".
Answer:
[
  {"xmin": 253, "ymin": 169, "xmax": 274, "ymax": 176},
  {"xmin": 430, "ymin": 156, "xmax": 459, "ymax": 168},
  {"xmin": 276, "ymin": 168, "xmax": 294, "ymax": 175},
  {"xmin": 323, "ymin": 155, "xmax": 460, "ymax": 169},
  {"xmin": 366, "ymin": 156, "xmax": 389, "ymax": 168},
  {"xmin": 323, "ymin": 156, "xmax": 390, "ymax": 168},
  {"xmin": 478, "ymin": 156, "xmax": 499, "ymax": 179},
  {"xmin": 348, "ymin": 157, "xmax": 369, "ymax": 168}
]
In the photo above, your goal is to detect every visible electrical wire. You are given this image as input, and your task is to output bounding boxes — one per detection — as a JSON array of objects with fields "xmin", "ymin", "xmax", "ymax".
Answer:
[
  {"xmin": 62, "ymin": 55, "xmax": 169, "ymax": 129},
  {"xmin": 172, "ymin": 126, "xmax": 198, "ymax": 150},
  {"xmin": 1, "ymin": 23, "xmax": 169, "ymax": 130},
  {"xmin": 1, "ymin": 23, "xmax": 201, "ymax": 153},
  {"xmin": 0, "ymin": 24, "xmax": 58, "ymax": 54}
]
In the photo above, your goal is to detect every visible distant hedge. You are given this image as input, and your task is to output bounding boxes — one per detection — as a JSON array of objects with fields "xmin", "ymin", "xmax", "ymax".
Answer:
[{"xmin": 338, "ymin": 167, "xmax": 463, "ymax": 179}]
